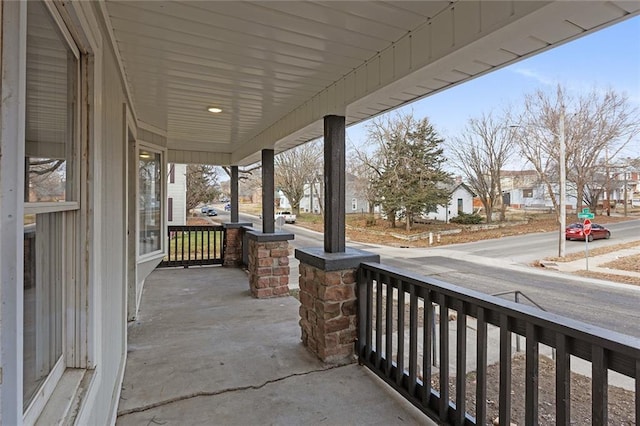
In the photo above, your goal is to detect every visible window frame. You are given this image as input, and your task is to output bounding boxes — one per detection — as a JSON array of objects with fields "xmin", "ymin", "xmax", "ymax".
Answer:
[
  {"xmin": 22, "ymin": 0, "xmax": 82, "ymax": 421},
  {"xmin": 136, "ymin": 142, "xmax": 166, "ymax": 260}
]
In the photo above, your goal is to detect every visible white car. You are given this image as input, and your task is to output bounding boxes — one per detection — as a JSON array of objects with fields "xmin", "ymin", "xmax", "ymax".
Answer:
[{"xmin": 275, "ymin": 211, "xmax": 296, "ymax": 224}]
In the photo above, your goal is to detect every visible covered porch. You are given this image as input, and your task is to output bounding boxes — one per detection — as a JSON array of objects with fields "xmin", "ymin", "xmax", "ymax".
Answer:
[
  {"xmin": 2, "ymin": 1, "xmax": 639, "ymax": 424},
  {"xmin": 116, "ymin": 266, "xmax": 432, "ymax": 425}
]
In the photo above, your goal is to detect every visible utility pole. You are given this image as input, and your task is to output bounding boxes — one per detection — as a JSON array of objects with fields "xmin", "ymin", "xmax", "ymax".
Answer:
[
  {"xmin": 559, "ymin": 111, "xmax": 566, "ymax": 258},
  {"xmin": 624, "ymin": 169, "xmax": 628, "ymax": 217},
  {"xmin": 605, "ymin": 147, "xmax": 611, "ymax": 216}
]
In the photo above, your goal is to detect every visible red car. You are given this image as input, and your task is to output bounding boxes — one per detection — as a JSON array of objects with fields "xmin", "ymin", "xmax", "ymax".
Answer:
[{"xmin": 565, "ymin": 223, "xmax": 611, "ymax": 242}]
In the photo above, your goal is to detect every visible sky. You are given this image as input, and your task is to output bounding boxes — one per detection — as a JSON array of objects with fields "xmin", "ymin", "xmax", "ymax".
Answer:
[{"xmin": 345, "ymin": 14, "xmax": 640, "ymax": 163}]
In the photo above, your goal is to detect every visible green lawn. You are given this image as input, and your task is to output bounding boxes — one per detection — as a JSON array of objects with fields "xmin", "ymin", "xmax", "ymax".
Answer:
[{"xmin": 165, "ymin": 230, "xmax": 224, "ymax": 260}]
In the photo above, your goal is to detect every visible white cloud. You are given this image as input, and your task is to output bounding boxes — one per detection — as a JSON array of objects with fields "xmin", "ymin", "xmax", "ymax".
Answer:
[{"xmin": 512, "ymin": 68, "xmax": 557, "ymax": 86}]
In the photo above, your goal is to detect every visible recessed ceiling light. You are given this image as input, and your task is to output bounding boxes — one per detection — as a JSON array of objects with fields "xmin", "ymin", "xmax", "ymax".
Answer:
[{"xmin": 207, "ymin": 107, "xmax": 222, "ymax": 113}]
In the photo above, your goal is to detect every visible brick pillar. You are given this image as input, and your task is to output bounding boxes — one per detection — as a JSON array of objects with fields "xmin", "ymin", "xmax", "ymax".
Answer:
[
  {"xmin": 295, "ymin": 247, "xmax": 379, "ymax": 364},
  {"xmin": 246, "ymin": 231, "xmax": 294, "ymax": 298},
  {"xmin": 222, "ymin": 222, "xmax": 252, "ymax": 267},
  {"xmin": 299, "ymin": 263, "xmax": 358, "ymax": 363}
]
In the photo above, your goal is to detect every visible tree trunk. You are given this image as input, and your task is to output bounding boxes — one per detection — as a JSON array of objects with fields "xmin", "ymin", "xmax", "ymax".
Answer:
[
  {"xmin": 483, "ymin": 199, "xmax": 493, "ymax": 223},
  {"xmin": 497, "ymin": 183, "xmax": 506, "ymax": 222},
  {"xmin": 576, "ymin": 186, "xmax": 584, "ymax": 212},
  {"xmin": 406, "ymin": 214, "xmax": 411, "ymax": 232},
  {"xmin": 543, "ymin": 180, "xmax": 559, "ymax": 220}
]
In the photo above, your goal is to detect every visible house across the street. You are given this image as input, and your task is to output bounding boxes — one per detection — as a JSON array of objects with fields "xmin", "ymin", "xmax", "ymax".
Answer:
[{"xmin": 424, "ymin": 182, "xmax": 475, "ymax": 222}]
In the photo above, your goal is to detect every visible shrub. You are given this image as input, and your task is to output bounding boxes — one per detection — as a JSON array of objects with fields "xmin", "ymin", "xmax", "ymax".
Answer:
[
  {"xmin": 365, "ymin": 215, "xmax": 376, "ymax": 227},
  {"xmin": 450, "ymin": 212, "xmax": 483, "ymax": 224}
]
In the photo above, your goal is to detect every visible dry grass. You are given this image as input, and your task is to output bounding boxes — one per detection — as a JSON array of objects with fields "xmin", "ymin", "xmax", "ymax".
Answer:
[
  {"xmin": 433, "ymin": 353, "xmax": 636, "ymax": 425},
  {"xmin": 574, "ymin": 270, "xmax": 640, "ymax": 286},
  {"xmin": 574, "ymin": 251, "xmax": 640, "ymax": 286},
  {"xmin": 601, "ymin": 253, "xmax": 640, "ymax": 272},
  {"xmin": 546, "ymin": 241, "xmax": 640, "ymax": 262},
  {"xmin": 297, "ymin": 212, "xmax": 633, "ymax": 248}
]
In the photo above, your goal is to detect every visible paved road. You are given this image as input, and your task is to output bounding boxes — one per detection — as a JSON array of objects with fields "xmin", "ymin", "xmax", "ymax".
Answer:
[
  {"xmin": 377, "ymin": 252, "xmax": 640, "ymax": 338},
  {"xmin": 446, "ymin": 219, "xmax": 640, "ymax": 263},
  {"xmin": 213, "ymin": 209, "xmax": 640, "ymax": 336}
]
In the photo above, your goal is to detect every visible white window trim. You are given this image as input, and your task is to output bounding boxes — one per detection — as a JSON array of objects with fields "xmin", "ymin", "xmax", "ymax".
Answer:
[
  {"xmin": 1, "ymin": 2, "xmax": 28, "ymax": 422},
  {"xmin": 19, "ymin": 1, "xmax": 88, "ymax": 423},
  {"xmin": 24, "ymin": 202, "xmax": 79, "ymax": 214},
  {"xmin": 23, "ymin": 356, "xmax": 65, "ymax": 424}
]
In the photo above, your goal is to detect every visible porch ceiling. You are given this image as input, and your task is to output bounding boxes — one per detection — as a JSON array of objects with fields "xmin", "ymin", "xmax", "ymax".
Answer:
[{"xmin": 102, "ymin": 1, "xmax": 639, "ymax": 166}]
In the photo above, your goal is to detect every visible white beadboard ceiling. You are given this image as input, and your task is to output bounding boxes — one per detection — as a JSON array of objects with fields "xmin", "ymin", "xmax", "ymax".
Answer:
[{"xmin": 102, "ymin": 1, "xmax": 639, "ymax": 166}]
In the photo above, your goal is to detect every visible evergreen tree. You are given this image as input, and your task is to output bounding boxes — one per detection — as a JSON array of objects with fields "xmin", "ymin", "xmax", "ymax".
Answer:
[{"xmin": 369, "ymin": 113, "xmax": 451, "ymax": 231}]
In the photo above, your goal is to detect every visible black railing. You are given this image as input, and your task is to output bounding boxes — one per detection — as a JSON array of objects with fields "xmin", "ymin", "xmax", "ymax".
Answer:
[
  {"xmin": 159, "ymin": 225, "xmax": 225, "ymax": 268},
  {"xmin": 357, "ymin": 262, "xmax": 640, "ymax": 425},
  {"xmin": 242, "ymin": 225, "xmax": 251, "ymax": 267}
]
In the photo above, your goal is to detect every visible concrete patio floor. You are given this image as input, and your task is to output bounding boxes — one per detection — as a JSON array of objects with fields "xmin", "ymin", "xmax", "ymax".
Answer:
[{"xmin": 116, "ymin": 266, "xmax": 432, "ymax": 425}]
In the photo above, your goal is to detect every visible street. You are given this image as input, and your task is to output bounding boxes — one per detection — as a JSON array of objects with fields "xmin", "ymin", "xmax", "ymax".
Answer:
[{"xmin": 213, "ymin": 209, "xmax": 640, "ymax": 337}]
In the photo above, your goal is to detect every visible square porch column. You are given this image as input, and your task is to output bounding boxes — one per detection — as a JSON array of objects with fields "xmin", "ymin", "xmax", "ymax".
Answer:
[
  {"xmin": 296, "ymin": 248, "xmax": 379, "ymax": 364},
  {"xmin": 223, "ymin": 165, "xmax": 253, "ymax": 267},
  {"xmin": 244, "ymin": 149, "xmax": 294, "ymax": 297},
  {"xmin": 230, "ymin": 165, "xmax": 239, "ymax": 223},
  {"xmin": 262, "ymin": 149, "xmax": 275, "ymax": 234},
  {"xmin": 324, "ymin": 115, "xmax": 345, "ymax": 253},
  {"xmin": 246, "ymin": 230, "xmax": 294, "ymax": 298},
  {"xmin": 295, "ymin": 115, "xmax": 379, "ymax": 364}
]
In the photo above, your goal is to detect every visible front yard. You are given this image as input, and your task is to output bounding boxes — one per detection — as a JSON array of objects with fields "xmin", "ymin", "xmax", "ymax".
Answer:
[{"xmin": 295, "ymin": 211, "xmax": 634, "ymax": 248}]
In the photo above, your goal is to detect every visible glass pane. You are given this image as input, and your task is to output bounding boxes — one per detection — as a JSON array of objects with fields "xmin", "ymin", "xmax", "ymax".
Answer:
[
  {"xmin": 23, "ymin": 213, "xmax": 63, "ymax": 409},
  {"xmin": 25, "ymin": 0, "xmax": 77, "ymax": 202},
  {"xmin": 139, "ymin": 151, "xmax": 162, "ymax": 255}
]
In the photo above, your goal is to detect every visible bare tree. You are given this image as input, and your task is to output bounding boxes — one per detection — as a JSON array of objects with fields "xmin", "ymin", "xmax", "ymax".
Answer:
[
  {"xmin": 515, "ymin": 85, "xmax": 640, "ymax": 215},
  {"xmin": 274, "ymin": 141, "xmax": 323, "ymax": 215},
  {"xmin": 348, "ymin": 156, "xmax": 377, "ymax": 215},
  {"xmin": 186, "ymin": 164, "xmax": 221, "ymax": 212},
  {"xmin": 449, "ymin": 112, "xmax": 515, "ymax": 222},
  {"xmin": 238, "ymin": 166, "xmax": 262, "ymax": 203},
  {"xmin": 221, "ymin": 164, "xmax": 261, "ymax": 181},
  {"xmin": 27, "ymin": 158, "xmax": 66, "ymax": 201}
]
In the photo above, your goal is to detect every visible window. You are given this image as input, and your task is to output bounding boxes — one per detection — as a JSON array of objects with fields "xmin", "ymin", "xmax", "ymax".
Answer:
[
  {"xmin": 523, "ymin": 188, "xmax": 534, "ymax": 198},
  {"xmin": 168, "ymin": 197, "xmax": 174, "ymax": 222},
  {"xmin": 23, "ymin": 0, "xmax": 79, "ymax": 416},
  {"xmin": 139, "ymin": 149, "xmax": 163, "ymax": 256},
  {"xmin": 24, "ymin": 1, "xmax": 78, "ymax": 203},
  {"xmin": 352, "ymin": 198, "xmax": 357, "ymax": 211},
  {"xmin": 457, "ymin": 198, "xmax": 464, "ymax": 215}
]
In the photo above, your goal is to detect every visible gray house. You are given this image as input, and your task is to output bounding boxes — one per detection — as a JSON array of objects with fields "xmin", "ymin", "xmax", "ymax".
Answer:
[{"xmin": 298, "ymin": 172, "xmax": 372, "ymax": 215}]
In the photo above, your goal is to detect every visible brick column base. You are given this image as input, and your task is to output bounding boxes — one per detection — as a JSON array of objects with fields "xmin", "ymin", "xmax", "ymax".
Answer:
[
  {"xmin": 222, "ymin": 222, "xmax": 252, "ymax": 267},
  {"xmin": 295, "ymin": 247, "xmax": 380, "ymax": 364},
  {"xmin": 246, "ymin": 231, "xmax": 294, "ymax": 298}
]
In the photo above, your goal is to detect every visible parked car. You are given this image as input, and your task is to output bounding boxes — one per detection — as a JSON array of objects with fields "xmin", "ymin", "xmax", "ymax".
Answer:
[
  {"xmin": 224, "ymin": 203, "xmax": 231, "ymax": 211},
  {"xmin": 275, "ymin": 211, "xmax": 296, "ymax": 224},
  {"xmin": 206, "ymin": 208, "xmax": 218, "ymax": 217},
  {"xmin": 200, "ymin": 205, "xmax": 209, "ymax": 213},
  {"xmin": 565, "ymin": 222, "xmax": 610, "ymax": 242}
]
